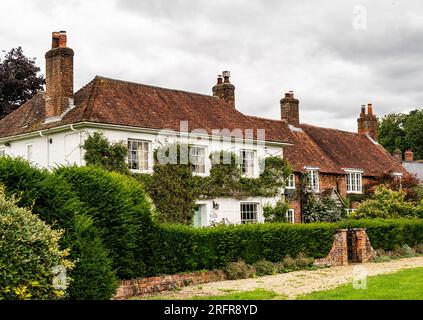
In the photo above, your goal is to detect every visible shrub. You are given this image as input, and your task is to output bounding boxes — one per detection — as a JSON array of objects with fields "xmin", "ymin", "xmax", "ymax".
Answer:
[
  {"xmin": 82, "ymin": 132, "xmax": 128, "ymax": 174},
  {"xmin": 0, "ymin": 189, "xmax": 72, "ymax": 300},
  {"xmin": 373, "ymin": 256, "xmax": 391, "ymax": 263},
  {"xmin": 281, "ymin": 255, "xmax": 297, "ymax": 270},
  {"xmin": 352, "ymin": 185, "xmax": 419, "ymax": 219},
  {"xmin": 0, "ymin": 157, "xmax": 117, "ymax": 299},
  {"xmin": 225, "ymin": 261, "xmax": 255, "ymax": 280},
  {"xmin": 56, "ymin": 166, "xmax": 154, "ymax": 279},
  {"xmin": 415, "ymin": 244, "xmax": 423, "ymax": 254},
  {"xmin": 295, "ymin": 253, "xmax": 315, "ymax": 269},
  {"xmin": 263, "ymin": 200, "xmax": 290, "ymax": 223},
  {"xmin": 252, "ymin": 260, "xmax": 276, "ymax": 276},
  {"xmin": 375, "ymin": 248, "xmax": 386, "ymax": 257},
  {"xmin": 394, "ymin": 244, "xmax": 414, "ymax": 257},
  {"xmin": 302, "ymin": 194, "xmax": 344, "ymax": 223}
]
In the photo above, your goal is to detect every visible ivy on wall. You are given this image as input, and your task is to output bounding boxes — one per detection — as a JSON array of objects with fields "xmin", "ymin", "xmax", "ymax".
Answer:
[{"xmin": 134, "ymin": 146, "xmax": 291, "ymax": 225}]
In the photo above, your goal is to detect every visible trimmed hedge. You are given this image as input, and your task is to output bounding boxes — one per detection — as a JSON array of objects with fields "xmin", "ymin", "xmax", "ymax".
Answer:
[
  {"xmin": 56, "ymin": 166, "xmax": 155, "ymax": 279},
  {"xmin": 0, "ymin": 157, "xmax": 117, "ymax": 299},
  {"xmin": 339, "ymin": 219, "xmax": 423, "ymax": 250},
  {"xmin": 148, "ymin": 222, "xmax": 337, "ymax": 276}
]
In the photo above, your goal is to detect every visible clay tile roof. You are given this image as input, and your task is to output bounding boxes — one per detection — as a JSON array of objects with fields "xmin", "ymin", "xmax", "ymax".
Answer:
[
  {"xmin": 284, "ymin": 123, "xmax": 408, "ymax": 177},
  {"xmin": 0, "ymin": 76, "xmax": 292, "ymax": 144}
]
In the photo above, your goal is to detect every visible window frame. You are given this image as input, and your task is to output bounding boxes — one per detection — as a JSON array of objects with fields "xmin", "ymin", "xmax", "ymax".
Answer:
[
  {"xmin": 346, "ymin": 171, "xmax": 363, "ymax": 194},
  {"xmin": 240, "ymin": 202, "xmax": 259, "ymax": 224},
  {"xmin": 190, "ymin": 145, "xmax": 207, "ymax": 175},
  {"xmin": 286, "ymin": 209, "xmax": 295, "ymax": 224},
  {"xmin": 127, "ymin": 139, "xmax": 151, "ymax": 172},
  {"xmin": 307, "ymin": 169, "xmax": 320, "ymax": 192},
  {"xmin": 26, "ymin": 143, "xmax": 34, "ymax": 162},
  {"xmin": 240, "ymin": 149, "xmax": 256, "ymax": 177},
  {"xmin": 286, "ymin": 174, "xmax": 295, "ymax": 189}
]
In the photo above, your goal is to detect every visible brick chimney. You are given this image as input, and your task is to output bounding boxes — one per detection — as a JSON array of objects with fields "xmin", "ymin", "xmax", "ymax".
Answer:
[
  {"xmin": 45, "ymin": 31, "xmax": 74, "ymax": 121},
  {"xmin": 393, "ymin": 149, "xmax": 403, "ymax": 162},
  {"xmin": 281, "ymin": 91, "xmax": 300, "ymax": 126},
  {"xmin": 212, "ymin": 71, "xmax": 235, "ymax": 108},
  {"xmin": 404, "ymin": 149, "xmax": 414, "ymax": 162},
  {"xmin": 357, "ymin": 103, "xmax": 378, "ymax": 141}
]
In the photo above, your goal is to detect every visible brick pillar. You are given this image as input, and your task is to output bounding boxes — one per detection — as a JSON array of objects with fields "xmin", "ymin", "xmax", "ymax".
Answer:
[
  {"xmin": 315, "ymin": 229, "xmax": 348, "ymax": 267},
  {"xmin": 350, "ymin": 228, "xmax": 376, "ymax": 263}
]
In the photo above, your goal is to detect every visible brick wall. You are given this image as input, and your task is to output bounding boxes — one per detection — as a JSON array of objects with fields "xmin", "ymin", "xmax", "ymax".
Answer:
[
  {"xmin": 113, "ymin": 270, "xmax": 227, "ymax": 300},
  {"xmin": 315, "ymin": 229, "xmax": 348, "ymax": 267}
]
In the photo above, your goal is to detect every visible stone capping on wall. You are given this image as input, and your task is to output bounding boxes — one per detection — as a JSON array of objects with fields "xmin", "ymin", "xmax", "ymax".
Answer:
[{"xmin": 113, "ymin": 270, "xmax": 227, "ymax": 300}]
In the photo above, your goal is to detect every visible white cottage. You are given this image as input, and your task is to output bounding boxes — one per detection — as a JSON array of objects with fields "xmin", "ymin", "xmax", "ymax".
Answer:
[{"xmin": 0, "ymin": 31, "xmax": 294, "ymax": 226}]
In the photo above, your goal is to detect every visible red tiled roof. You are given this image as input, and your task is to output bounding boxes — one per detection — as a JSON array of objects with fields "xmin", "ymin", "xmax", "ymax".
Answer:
[
  {"xmin": 0, "ymin": 76, "xmax": 293, "ymax": 144},
  {"xmin": 284, "ymin": 123, "xmax": 408, "ymax": 176}
]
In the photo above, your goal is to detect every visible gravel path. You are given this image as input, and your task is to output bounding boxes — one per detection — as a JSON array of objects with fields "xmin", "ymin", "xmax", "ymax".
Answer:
[{"xmin": 144, "ymin": 256, "xmax": 423, "ymax": 300}]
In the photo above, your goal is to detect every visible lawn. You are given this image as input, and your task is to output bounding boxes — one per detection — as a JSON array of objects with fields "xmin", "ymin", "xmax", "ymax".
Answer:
[{"xmin": 298, "ymin": 267, "xmax": 423, "ymax": 300}]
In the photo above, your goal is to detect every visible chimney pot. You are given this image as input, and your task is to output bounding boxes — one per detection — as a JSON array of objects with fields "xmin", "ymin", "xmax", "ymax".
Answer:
[
  {"xmin": 212, "ymin": 71, "xmax": 235, "ymax": 108},
  {"xmin": 217, "ymin": 75, "xmax": 223, "ymax": 84},
  {"xmin": 52, "ymin": 32, "xmax": 60, "ymax": 48},
  {"xmin": 58, "ymin": 31, "xmax": 67, "ymax": 48}
]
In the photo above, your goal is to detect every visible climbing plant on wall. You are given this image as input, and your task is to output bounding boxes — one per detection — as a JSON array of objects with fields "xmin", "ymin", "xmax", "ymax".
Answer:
[{"xmin": 133, "ymin": 145, "xmax": 292, "ymax": 225}]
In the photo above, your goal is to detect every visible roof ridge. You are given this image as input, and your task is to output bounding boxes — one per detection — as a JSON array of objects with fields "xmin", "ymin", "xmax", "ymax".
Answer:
[
  {"xmin": 246, "ymin": 114, "xmax": 284, "ymax": 123},
  {"xmin": 301, "ymin": 123, "xmax": 359, "ymax": 135},
  {"xmin": 94, "ymin": 75, "xmax": 218, "ymax": 99}
]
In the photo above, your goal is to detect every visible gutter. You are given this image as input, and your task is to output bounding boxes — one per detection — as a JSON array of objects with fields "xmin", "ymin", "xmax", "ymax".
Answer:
[{"xmin": 0, "ymin": 121, "xmax": 294, "ymax": 147}]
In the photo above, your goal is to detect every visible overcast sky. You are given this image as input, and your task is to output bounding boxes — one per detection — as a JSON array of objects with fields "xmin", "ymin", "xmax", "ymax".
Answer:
[{"xmin": 1, "ymin": 0, "xmax": 422, "ymax": 131}]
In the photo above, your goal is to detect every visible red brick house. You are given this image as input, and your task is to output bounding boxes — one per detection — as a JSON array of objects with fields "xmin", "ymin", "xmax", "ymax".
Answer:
[{"xmin": 280, "ymin": 92, "xmax": 408, "ymax": 223}]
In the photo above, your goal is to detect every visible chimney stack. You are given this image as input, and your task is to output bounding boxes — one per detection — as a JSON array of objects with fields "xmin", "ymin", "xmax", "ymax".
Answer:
[
  {"xmin": 393, "ymin": 149, "xmax": 403, "ymax": 163},
  {"xmin": 45, "ymin": 31, "xmax": 74, "ymax": 121},
  {"xmin": 281, "ymin": 91, "xmax": 300, "ymax": 126},
  {"xmin": 357, "ymin": 103, "xmax": 378, "ymax": 141},
  {"xmin": 404, "ymin": 149, "xmax": 414, "ymax": 162},
  {"xmin": 212, "ymin": 71, "xmax": 235, "ymax": 108}
]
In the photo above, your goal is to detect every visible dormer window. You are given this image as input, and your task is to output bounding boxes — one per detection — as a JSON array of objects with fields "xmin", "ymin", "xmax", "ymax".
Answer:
[{"xmin": 345, "ymin": 170, "xmax": 363, "ymax": 194}]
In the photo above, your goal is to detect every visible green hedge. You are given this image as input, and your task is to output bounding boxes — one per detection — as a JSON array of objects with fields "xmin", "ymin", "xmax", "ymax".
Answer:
[
  {"xmin": 0, "ymin": 157, "xmax": 117, "ymax": 299},
  {"xmin": 339, "ymin": 219, "xmax": 423, "ymax": 250},
  {"xmin": 56, "ymin": 166, "xmax": 155, "ymax": 279},
  {"xmin": 148, "ymin": 222, "xmax": 337, "ymax": 276}
]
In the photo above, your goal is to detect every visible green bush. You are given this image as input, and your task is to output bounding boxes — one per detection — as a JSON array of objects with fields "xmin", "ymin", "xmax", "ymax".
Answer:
[
  {"xmin": 0, "ymin": 188, "xmax": 72, "ymax": 300},
  {"xmin": 149, "ymin": 222, "xmax": 335, "ymax": 276},
  {"xmin": 56, "ymin": 166, "xmax": 154, "ymax": 279},
  {"xmin": 252, "ymin": 260, "xmax": 276, "ymax": 276},
  {"xmin": 295, "ymin": 253, "xmax": 315, "ymax": 269},
  {"xmin": 302, "ymin": 194, "xmax": 344, "ymax": 223},
  {"xmin": 0, "ymin": 157, "xmax": 117, "ymax": 299},
  {"xmin": 352, "ymin": 185, "xmax": 420, "ymax": 219},
  {"xmin": 225, "ymin": 261, "xmax": 255, "ymax": 280},
  {"xmin": 281, "ymin": 255, "xmax": 297, "ymax": 270}
]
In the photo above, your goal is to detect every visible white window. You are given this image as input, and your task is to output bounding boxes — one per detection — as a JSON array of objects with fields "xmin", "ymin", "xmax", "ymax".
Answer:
[
  {"xmin": 191, "ymin": 146, "xmax": 206, "ymax": 174},
  {"xmin": 307, "ymin": 169, "xmax": 319, "ymax": 192},
  {"xmin": 26, "ymin": 144, "xmax": 33, "ymax": 162},
  {"xmin": 240, "ymin": 149, "xmax": 255, "ymax": 177},
  {"xmin": 346, "ymin": 172, "xmax": 362, "ymax": 194},
  {"xmin": 128, "ymin": 139, "xmax": 150, "ymax": 171},
  {"xmin": 286, "ymin": 209, "xmax": 295, "ymax": 224},
  {"xmin": 286, "ymin": 174, "xmax": 295, "ymax": 189},
  {"xmin": 240, "ymin": 203, "xmax": 258, "ymax": 224},
  {"xmin": 0, "ymin": 149, "xmax": 5, "ymax": 157}
]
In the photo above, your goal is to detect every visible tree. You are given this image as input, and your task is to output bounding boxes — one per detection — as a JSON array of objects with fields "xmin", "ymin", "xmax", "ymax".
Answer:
[
  {"xmin": 404, "ymin": 109, "xmax": 423, "ymax": 160},
  {"xmin": 82, "ymin": 132, "xmax": 129, "ymax": 174},
  {"xmin": 378, "ymin": 109, "xmax": 423, "ymax": 160},
  {"xmin": 263, "ymin": 199, "xmax": 290, "ymax": 223},
  {"xmin": 0, "ymin": 47, "xmax": 45, "ymax": 119}
]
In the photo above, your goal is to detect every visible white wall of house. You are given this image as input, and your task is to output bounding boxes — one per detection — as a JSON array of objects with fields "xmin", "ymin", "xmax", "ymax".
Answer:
[{"xmin": 0, "ymin": 124, "xmax": 288, "ymax": 226}]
